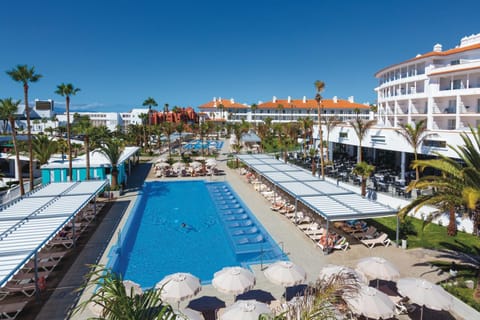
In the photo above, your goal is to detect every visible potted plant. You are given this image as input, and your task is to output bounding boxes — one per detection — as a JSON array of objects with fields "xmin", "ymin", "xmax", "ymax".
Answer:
[{"xmin": 399, "ymin": 217, "xmax": 416, "ymax": 249}]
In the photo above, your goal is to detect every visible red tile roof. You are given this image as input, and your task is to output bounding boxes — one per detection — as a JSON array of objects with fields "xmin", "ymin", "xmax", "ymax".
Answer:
[
  {"xmin": 199, "ymin": 98, "xmax": 369, "ymax": 110},
  {"xmin": 375, "ymin": 42, "xmax": 480, "ymax": 77}
]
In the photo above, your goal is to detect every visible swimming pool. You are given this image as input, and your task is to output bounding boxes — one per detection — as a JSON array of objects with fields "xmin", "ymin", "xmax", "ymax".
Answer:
[
  {"xmin": 108, "ymin": 180, "xmax": 285, "ymax": 288},
  {"xmin": 183, "ymin": 139, "xmax": 224, "ymax": 151}
]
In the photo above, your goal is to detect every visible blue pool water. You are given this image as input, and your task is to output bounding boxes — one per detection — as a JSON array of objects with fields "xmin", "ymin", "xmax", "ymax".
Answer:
[
  {"xmin": 109, "ymin": 180, "xmax": 285, "ymax": 288},
  {"xmin": 183, "ymin": 139, "xmax": 224, "ymax": 150}
]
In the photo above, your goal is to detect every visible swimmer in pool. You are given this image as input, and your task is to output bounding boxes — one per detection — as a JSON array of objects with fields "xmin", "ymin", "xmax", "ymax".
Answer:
[{"xmin": 181, "ymin": 222, "xmax": 197, "ymax": 231}]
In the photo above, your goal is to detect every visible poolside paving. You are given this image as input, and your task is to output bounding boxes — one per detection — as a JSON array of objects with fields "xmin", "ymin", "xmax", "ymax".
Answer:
[{"xmin": 35, "ymin": 146, "xmax": 477, "ymax": 319}]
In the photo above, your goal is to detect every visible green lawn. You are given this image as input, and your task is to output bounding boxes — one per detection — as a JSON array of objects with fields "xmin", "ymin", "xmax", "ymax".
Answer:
[{"xmin": 370, "ymin": 216, "xmax": 479, "ymax": 255}]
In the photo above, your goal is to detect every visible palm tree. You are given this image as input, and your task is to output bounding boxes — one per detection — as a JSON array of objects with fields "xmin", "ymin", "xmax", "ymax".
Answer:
[
  {"xmin": 55, "ymin": 83, "xmax": 80, "ymax": 181},
  {"xmin": 0, "ymin": 103, "xmax": 12, "ymax": 134},
  {"xmin": 276, "ymin": 103, "xmax": 284, "ymax": 122},
  {"xmin": 400, "ymin": 159, "xmax": 463, "ymax": 236},
  {"xmin": 143, "ymin": 97, "xmax": 158, "ymax": 150},
  {"xmin": 6, "ymin": 65, "xmax": 42, "ymax": 191},
  {"xmin": 251, "ymin": 103, "xmax": 258, "ymax": 130},
  {"xmin": 325, "ymin": 116, "xmax": 342, "ymax": 163},
  {"xmin": 95, "ymin": 139, "xmax": 124, "ymax": 190},
  {"xmin": 139, "ymin": 113, "xmax": 149, "ymax": 151},
  {"xmin": 314, "ymin": 80, "xmax": 326, "ymax": 179},
  {"xmin": 0, "ymin": 98, "xmax": 25, "ymax": 195},
  {"xmin": 176, "ymin": 122, "xmax": 185, "ymax": 153},
  {"xmin": 400, "ymin": 125, "xmax": 480, "ymax": 237},
  {"xmin": 142, "ymin": 97, "xmax": 158, "ymax": 119},
  {"xmin": 74, "ymin": 265, "xmax": 177, "ymax": 320},
  {"xmin": 218, "ymin": 103, "xmax": 225, "ymax": 120},
  {"xmin": 299, "ymin": 117, "xmax": 314, "ymax": 157},
  {"xmin": 73, "ymin": 114, "xmax": 95, "ymax": 180},
  {"xmin": 396, "ymin": 119, "xmax": 434, "ymax": 181},
  {"xmin": 350, "ymin": 117, "xmax": 376, "ymax": 163},
  {"xmin": 260, "ymin": 272, "xmax": 359, "ymax": 319},
  {"xmin": 32, "ymin": 134, "xmax": 58, "ymax": 165},
  {"xmin": 309, "ymin": 147, "xmax": 318, "ymax": 176},
  {"xmin": 352, "ymin": 161, "xmax": 376, "ymax": 197},
  {"xmin": 163, "ymin": 122, "xmax": 174, "ymax": 159}
]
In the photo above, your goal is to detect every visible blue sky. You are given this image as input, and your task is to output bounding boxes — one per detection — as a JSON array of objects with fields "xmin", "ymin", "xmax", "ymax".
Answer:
[{"xmin": 1, "ymin": 0, "xmax": 479, "ymax": 112}]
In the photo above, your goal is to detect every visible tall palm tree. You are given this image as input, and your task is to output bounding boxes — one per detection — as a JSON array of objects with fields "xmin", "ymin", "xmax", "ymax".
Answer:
[
  {"xmin": 0, "ymin": 98, "xmax": 25, "ymax": 195},
  {"xmin": 299, "ymin": 117, "xmax": 314, "ymax": 157},
  {"xmin": 396, "ymin": 119, "xmax": 434, "ymax": 181},
  {"xmin": 400, "ymin": 159, "xmax": 463, "ymax": 236},
  {"xmin": 350, "ymin": 117, "xmax": 376, "ymax": 163},
  {"xmin": 176, "ymin": 122, "xmax": 185, "ymax": 153},
  {"xmin": 73, "ymin": 114, "xmax": 95, "ymax": 180},
  {"xmin": 163, "ymin": 122, "xmax": 174, "ymax": 159},
  {"xmin": 352, "ymin": 161, "xmax": 376, "ymax": 197},
  {"xmin": 314, "ymin": 80, "xmax": 326, "ymax": 179},
  {"xmin": 55, "ymin": 83, "xmax": 80, "ymax": 181},
  {"xmin": 32, "ymin": 134, "xmax": 58, "ymax": 165},
  {"xmin": 218, "ymin": 103, "xmax": 225, "ymax": 120},
  {"xmin": 142, "ymin": 97, "xmax": 158, "ymax": 149},
  {"xmin": 138, "ymin": 113, "xmax": 149, "ymax": 151},
  {"xmin": 325, "ymin": 116, "xmax": 342, "ymax": 163},
  {"xmin": 6, "ymin": 65, "xmax": 42, "ymax": 191},
  {"xmin": 251, "ymin": 103, "xmax": 258, "ymax": 130},
  {"xmin": 95, "ymin": 139, "xmax": 124, "ymax": 190},
  {"xmin": 276, "ymin": 103, "xmax": 284, "ymax": 122},
  {"xmin": 74, "ymin": 265, "xmax": 177, "ymax": 320}
]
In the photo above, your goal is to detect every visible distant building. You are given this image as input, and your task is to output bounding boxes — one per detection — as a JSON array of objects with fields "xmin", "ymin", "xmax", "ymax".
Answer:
[
  {"xmin": 198, "ymin": 96, "xmax": 371, "ymax": 123},
  {"xmin": 41, "ymin": 146, "xmax": 140, "ymax": 185},
  {"xmin": 149, "ymin": 107, "xmax": 198, "ymax": 125}
]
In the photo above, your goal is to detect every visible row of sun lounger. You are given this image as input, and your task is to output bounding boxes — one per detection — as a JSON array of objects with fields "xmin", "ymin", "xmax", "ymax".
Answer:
[
  {"xmin": 0, "ymin": 200, "xmax": 107, "ymax": 318},
  {"xmin": 243, "ymin": 170, "xmax": 393, "ymax": 254}
]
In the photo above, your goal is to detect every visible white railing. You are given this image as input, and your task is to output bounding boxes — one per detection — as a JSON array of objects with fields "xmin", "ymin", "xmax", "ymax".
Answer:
[{"xmin": 0, "ymin": 178, "xmax": 42, "ymax": 205}]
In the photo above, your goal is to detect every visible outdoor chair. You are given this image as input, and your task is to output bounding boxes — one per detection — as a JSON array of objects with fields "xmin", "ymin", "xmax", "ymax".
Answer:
[
  {"xmin": 353, "ymin": 226, "xmax": 377, "ymax": 240},
  {"xmin": 361, "ymin": 232, "xmax": 391, "ymax": 248},
  {"xmin": 0, "ymin": 301, "xmax": 28, "ymax": 319},
  {"xmin": 0, "ymin": 282, "xmax": 37, "ymax": 299}
]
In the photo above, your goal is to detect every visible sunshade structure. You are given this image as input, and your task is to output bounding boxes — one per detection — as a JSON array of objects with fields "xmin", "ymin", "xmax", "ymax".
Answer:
[
  {"xmin": 156, "ymin": 272, "xmax": 202, "ymax": 308},
  {"xmin": 220, "ymin": 300, "xmax": 271, "ymax": 320},
  {"xmin": 356, "ymin": 257, "xmax": 400, "ymax": 288},
  {"xmin": 237, "ymin": 154, "xmax": 398, "ymax": 238},
  {"xmin": 0, "ymin": 180, "xmax": 108, "ymax": 287},
  {"xmin": 212, "ymin": 266, "xmax": 256, "ymax": 299},
  {"xmin": 343, "ymin": 284, "xmax": 396, "ymax": 319},
  {"xmin": 397, "ymin": 278, "xmax": 453, "ymax": 320},
  {"xmin": 319, "ymin": 264, "xmax": 368, "ymax": 285},
  {"xmin": 264, "ymin": 261, "xmax": 306, "ymax": 301}
]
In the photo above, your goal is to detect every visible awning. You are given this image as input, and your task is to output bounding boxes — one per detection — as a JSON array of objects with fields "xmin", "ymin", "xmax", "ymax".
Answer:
[
  {"xmin": 237, "ymin": 154, "xmax": 397, "ymax": 222},
  {"xmin": 0, "ymin": 180, "xmax": 108, "ymax": 287}
]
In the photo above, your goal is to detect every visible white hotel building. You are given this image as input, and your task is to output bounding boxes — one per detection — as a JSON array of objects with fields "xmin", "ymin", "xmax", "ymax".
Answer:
[{"xmin": 325, "ymin": 33, "xmax": 480, "ymax": 175}]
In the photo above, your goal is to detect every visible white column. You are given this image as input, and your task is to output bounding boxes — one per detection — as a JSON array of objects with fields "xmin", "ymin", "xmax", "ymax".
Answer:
[
  {"xmin": 401, "ymin": 152, "xmax": 406, "ymax": 180},
  {"xmin": 456, "ymin": 95, "xmax": 461, "ymax": 129},
  {"xmin": 14, "ymin": 158, "xmax": 20, "ymax": 180}
]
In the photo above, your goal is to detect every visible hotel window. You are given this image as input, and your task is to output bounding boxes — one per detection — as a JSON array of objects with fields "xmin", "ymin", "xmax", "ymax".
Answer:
[
  {"xmin": 339, "ymin": 132, "xmax": 348, "ymax": 139},
  {"xmin": 453, "ymin": 79, "xmax": 462, "ymax": 90},
  {"xmin": 424, "ymin": 140, "xmax": 447, "ymax": 148},
  {"xmin": 447, "ymin": 119, "xmax": 456, "ymax": 130},
  {"xmin": 477, "ymin": 99, "xmax": 480, "ymax": 113}
]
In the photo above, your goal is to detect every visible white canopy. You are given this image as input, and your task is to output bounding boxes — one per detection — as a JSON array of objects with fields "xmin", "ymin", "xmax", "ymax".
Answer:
[
  {"xmin": 0, "ymin": 180, "xmax": 108, "ymax": 287},
  {"xmin": 237, "ymin": 154, "xmax": 397, "ymax": 222}
]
